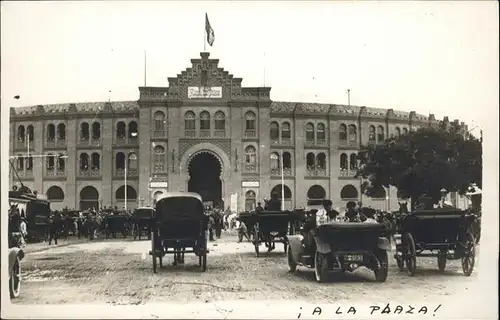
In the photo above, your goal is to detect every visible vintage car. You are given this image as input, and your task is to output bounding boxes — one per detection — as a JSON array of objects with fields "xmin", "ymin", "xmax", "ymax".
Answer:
[
  {"xmin": 149, "ymin": 192, "xmax": 209, "ymax": 273},
  {"xmin": 287, "ymin": 216, "xmax": 390, "ymax": 283},
  {"xmin": 393, "ymin": 207, "xmax": 476, "ymax": 276}
]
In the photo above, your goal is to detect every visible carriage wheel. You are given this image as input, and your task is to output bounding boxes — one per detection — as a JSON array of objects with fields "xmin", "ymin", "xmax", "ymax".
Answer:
[
  {"xmin": 405, "ymin": 233, "xmax": 417, "ymax": 276},
  {"xmin": 9, "ymin": 256, "xmax": 21, "ymax": 298},
  {"xmin": 374, "ymin": 251, "xmax": 389, "ymax": 282},
  {"xmin": 437, "ymin": 251, "xmax": 447, "ymax": 272},
  {"xmin": 461, "ymin": 232, "xmax": 475, "ymax": 276},
  {"xmin": 314, "ymin": 251, "xmax": 330, "ymax": 283},
  {"xmin": 395, "ymin": 255, "xmax": 405, "ymax": 271},
  {"xmin": 287, "ymin": 245, "xmax": 297, "ymax": 272},
  {"xmin": 199, "ymin": 252, "xmax": 207, "ymax": 272}
]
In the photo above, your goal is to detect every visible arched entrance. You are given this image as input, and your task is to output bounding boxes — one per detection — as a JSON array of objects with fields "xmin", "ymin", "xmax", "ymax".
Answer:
[
  {"xmin": 188, "ymin": 151, "xmax": 222, "ymax": 208},
  {"xmin": 307, "ymin": 185, "xmax": 326, "ymax": 200},
  {"xmin": 80, "ymin": 186, "xmax": 99, "ymax": 210}
]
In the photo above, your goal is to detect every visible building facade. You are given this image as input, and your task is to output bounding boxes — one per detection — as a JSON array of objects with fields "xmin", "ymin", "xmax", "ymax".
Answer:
[{"xmin": 9, "ymin": 52, "xmax": 470, "ymax": 212}]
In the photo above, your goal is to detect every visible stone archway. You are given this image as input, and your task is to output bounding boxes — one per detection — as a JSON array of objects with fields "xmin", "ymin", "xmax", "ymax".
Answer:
[
  {"xmin": 180, "ymin": 143, "xmax": 230, "ymax": 207},
  {"xmin": 79, "ymin": 186, "xmax": 99, "ymax": 211},
  {"xmin": 187, "ymin": 151, "xmax": 223, "ymax": 207}
]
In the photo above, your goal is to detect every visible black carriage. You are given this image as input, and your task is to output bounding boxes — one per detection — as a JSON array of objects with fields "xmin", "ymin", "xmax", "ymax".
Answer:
[
  {"xmin": 103, "ymin": 212, "xmax": 129, "ymax": 239},
  {"xmin": 393, "ymin": 207, "xmax": 476, "ymax": 276},
  {"xmin": 287, "ymin": 216, "xmax": 390, "ymax": 283},
  {"xmin": 61, "ymin": 210, "xmax": 80, "ymax": 237},
  {"xmin": 9, "ymin": 191, "xmax": 51, "ymax": 242},
  {"xmin": 149, "ymin": 192, "xmax": 209, "ymax": 273},
  {"xmin": 248, "ymin": 210, "xmax": 299, "ymax": 257},
  {"xmin": 132, "ymin": 207, "xmax": 154, "ymax": 240}
]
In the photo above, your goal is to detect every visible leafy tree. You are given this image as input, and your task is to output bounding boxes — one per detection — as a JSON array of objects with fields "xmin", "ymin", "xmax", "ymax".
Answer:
[{"xmin": 356, "ymin": 124, "xmax": 482, "ymax": 208}]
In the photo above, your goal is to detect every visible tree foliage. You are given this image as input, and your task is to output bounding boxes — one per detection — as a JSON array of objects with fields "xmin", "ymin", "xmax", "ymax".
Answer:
[{"xmin": 356, "ymin": 125, "xmax": 482, "ymax": 205}]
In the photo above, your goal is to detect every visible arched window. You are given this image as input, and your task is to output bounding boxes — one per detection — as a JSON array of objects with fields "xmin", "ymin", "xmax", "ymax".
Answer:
[
  {"xmin": 341, "ymin": 184, "xmax": 359, "ymax": 200},
  {"xmin": 371, "ymin": 186, "xmax": 386, "ymax": 199},
  {"xmin": 270, "ymin": 184, "xmax": 292, "ymax": 208},
  {"xmin": 281, "ymin": 122, "xmax": 291, "ymax": 140},
  {"xmin": 115, "ymin": 152, "xmax": 125, "ymax": 170},
  {"xmin": 47, "ymin": 186, "xmax": 65, "ymax": 201},
  {"xmin": 245, "ymin": 190, "xmax": 256, "ymax": 211},
  {"xmin": 316, "ymin": 153, "xmax": 326, "ymax": 170},
  {"xmin": 128, "ymin": 153, "xmax": 138, "ymax": 170},
  {"xmin": 395, "ymin": 127, "xmax": 401, "ymax": 137},
  {"xmin": 307, "ymin": 185, "xmax": 326, "ymax": 199},
  {"xmin": 91, "ymin": 153, "xmax": 100, "ymax": 170},
  {"xmin": 306, "ymin": 152, "xmax": 315, "ymax": 170},
  {"xmin": 57, "ymin": 153, "xmax": 65, "ymax": 171},
  {"xmin": 305, "ymin": 123, "xmax": 315, "ymax": 142},
  {"xmin": 26, "ymin": 156, "xmax": 33, "ymax": 170},
  {"xmin": 154, "ymin": 111, "xmax": 166, "ymax": 132},
  {"xmin": 214, "ymin": 111, "xmax": 225, "ymax": 130},
  {"xmin": 283, "ymin": 152, "xmax": 292, "ymax": 169},
  {"xmin": 115, "ymin": 185, "xmax": 137, "ymax": 201},
  {"xmin": 17, "ymin": 156, "xmax": 24, "ymax": 171},
  {"xmin": 80, "ymin": 122, "xmax": 90, "ymax": 140},
  {"xmin": 402, "ymin": 127, "xmax": 408, "ymax": 135},
  {"xmin": 245, "ymin": 111, "xmax": 256, "ymax": 131},
  {"xmin": 18, "ymin": 126, "xmax": 25, "ymax": 142},
  {"xmin": 270, "ymin": 152, "xmax": 280, "ymax": 170},
  {"xmin": 316, "ymin": 123, "xmax": 326, "ymax": 142},
  {"xmin": 128, "ymin": 121, "xmax": 138, "ymax": 139},
  {"xmin": 80, "ymin": 153, "xmax": 89, "ymax": 170},
  {"xmin": 340, "ymin": 153, "xmax": 348, "ymax": 170},
  {"xmin": 46, "ymin": 154, "xmax": 55, "ymax": 170},
  {"xmin": 377, "ymin": 125, "xmax": 385, "ymax": 142},
  {"xmin": 200, "ymin": 111, "xmax": 210, "ymax": 130},
  {"xmin": 154, "ymin": 146, "xmax": 165, "ymax": 172},
  {"xmin": 47, "ymin": 124, "xmax": 55, "ymax": 141},
  {"xmin": 57, "ymin": 123, "xmax": 66, "ymax": 140},
  {"xmin": 349, "ymin": 153, "xmax": 358, "ymax": 170},
  {"xmin": 184, "ymin": 111, "xmax": 195, "ymax": 132},
  {"xmin": 270, "ymin": 122, "xmax": 279, "ymax": 141},
  {"xmin": 368, "ymin": 125, "xmax": 376, "ymax": 142},
  {"xmin": 26, "ymin": 125, "xmax": 34, "ymax": 142},
  {"xmin": 245, "ymin": 146, "xmax": 256, "ymax": 170},
  {"xmin": 116, "ymin": 121, "xmax": 126, "ymax": 139},
  {"xmin": 339, "ymin": 124, "xmax": 347, "ymax": 141},
  {"xmin": 92, "ymin": 122, "xmax": 101, "ymax": 140},
  {"xmin": 348, "ymin": 124, "xmax": 357, "ymax": 142}
]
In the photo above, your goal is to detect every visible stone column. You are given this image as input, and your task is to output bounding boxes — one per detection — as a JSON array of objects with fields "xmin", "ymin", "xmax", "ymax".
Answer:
[
  {"xmin": 66, "ymin": 118, "xmax": 77, "ymax": 209},
  {"xmin": 101, "ymin": 116, "xmax": 113, "ymax": 208}
]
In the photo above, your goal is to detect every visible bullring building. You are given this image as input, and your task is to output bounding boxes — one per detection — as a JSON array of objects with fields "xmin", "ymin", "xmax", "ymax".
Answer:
[{"xmin": 9, "ymin": 52, "xmax": 469, "ymax": 212}]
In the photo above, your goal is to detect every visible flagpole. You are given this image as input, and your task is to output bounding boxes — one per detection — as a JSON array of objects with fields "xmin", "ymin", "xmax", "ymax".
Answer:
[
  {"xmin": 204, "ymin": 13, "xmax": 206, "ymax": 52},
  {"xmin": 263, "ymin": 52, "xmax": 266, "ymax": 87},
  {"xmin": 144, "ymin": 50, "xmax": 147, "ymax": 86},
  {"xmin": 281, "ymin": 150, "xmax": 285, "ymax": 211}
]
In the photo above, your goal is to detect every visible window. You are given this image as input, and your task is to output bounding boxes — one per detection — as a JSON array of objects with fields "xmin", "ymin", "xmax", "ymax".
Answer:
[
  {"xmin": 47, "ymin": 124, "xmax": 55, "ymax": 141},
  {"xmin": 306, "ymin": 152, "xmax": 315, "ymax": 170},
  {"xmin": 184, "ymin": 111, "xmax": 195, "ymax": 130},
  {"xmin": 17, "ymin": 156, "xmax": 24, "ymax": 170},
  {"xmin": 317, "ymin": 123, "xmax": 326, "ymax": 142},
  {"xmin": 92, "ymin": 122, "xmax": 101, "ymax": 140},
  {"xmin": 281, "ymin": 122, "xmax": 291, "ymax": 140},
  {"xmin": 305, "ymin": 123, "xmax": 315, "ymax": 142},
  {"xmin": 154, "ymin": 146, "xmax": 165, "ymax": 172},
  {"xmin": 377, "ymin": 125, "xmax": 385, "ymax": 142},
  {"xmin": 79, "ymin": 153, "xmax": 89, "ymax": 170},
  {"xmin": 348, "ymin": 124, "xmax": 357, "ymax": 142},
  {"xmin": 339, "ymin": 124, "xmax": 347, "ymax": 140},
  {"xmin": 115, "ymin": 152, "xmax": 125, "ymax": 170},
  {"xmin": 245, "ymin": 111, "xmax": 256, "ymax": 130},
  {"xmin": 46, "ymin": 154, "xmax": 55, "ymax": 170},
  {"xmin": 245, "ymin": 190, "xmax": 256, "ymax": 211},
  {"xmin": 57, "ymin": 154, "xmax": 65, "ymax": 171},
  {"xmin": 57, "ymin": 123, "xmax": 66, "ymax": 140},
  {"xmin": 316, "ymin": 153, "xmax": 326, "ymax": 170},
  {"xmin": 245, "ymin": 146, "xmax": 256, "ymax": 167},
  {"xmin": 116, "ymin": 122, "xmax": 126, "ymax": 139},
  {"xmin": 214, "ymin": 111, "xmax": 225, "ymax": 130},
  {"xmin": 283, "ymin": 152, "xmax": 292, "ymax": 169},
  {"xmin": 270, "ymin": 122, "xmax": 279, "ymax": 140},
  {"xmin": 200, "ymin": 111, "xmax": 210, "ymax": 130},
  {"xmin": 91, "ymin": 153, "xmax": 100, "ymax": 170},
  {"xmin": 395, "ymin": 127, "xmax": 401, "ymax": 137},
  {"xmin": 80, "ymin": 122, "xmax": 90, "ymax": 140},
  {"xmin": 128, "ymin": 153, "xmax": 138, "ymax": 169},
  {"xmin": 270, "ymin": 152, "xmax": 280, "ymax": 170},
  {"xmin": 340, "ymin": 153, "xmax": 348, "ymax": 170},
  {"xmin": 368, "ymin": 125, "xmax": 376, "ymax": 142},
  {"xmin": 18, "ymin": 126, "xmax": 25, "ymax": 142},
  {"xmin": 128, "ymin": 121, "xmax": 138, "ymax": 138},
  {"xmin": 26, "ymin": 156, "xmax": 33, "ymax": 170},
  {"xmin": 27, "ymin": 125, "xmax": 34, "ymax": 141},
  {"xmin": 154, "ymin": 111, "xmax": 166, "ymax": 131},
  {"xmin": 349, "ymin": 153, "xmax": 358, "ymax": 170},
  {"xmin": 340, "ymin": 185, "xmax": 358, "ymax": 199}
]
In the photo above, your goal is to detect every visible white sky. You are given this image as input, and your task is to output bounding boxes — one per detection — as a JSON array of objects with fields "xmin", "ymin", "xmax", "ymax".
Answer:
[{"xmin": 1, "ymin": 1, "xmax": 498, "ymax": 131}]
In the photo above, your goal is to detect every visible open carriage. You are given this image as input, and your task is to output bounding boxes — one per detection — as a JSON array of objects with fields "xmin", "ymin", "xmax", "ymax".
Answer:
[
  {"xmin": 393, "ymin": 208, "xmax": 477, "ymax": 276},
  {"xmin": 149, "ymin": 192, "xmax": 209, "ymax": 273},
  {"xmin": 132, "ymin": 207, "xmax": 154, "ymax": 240},
  {"xmin": 288, "ymin": 214, "xmax": 390, "ymax": 283}
]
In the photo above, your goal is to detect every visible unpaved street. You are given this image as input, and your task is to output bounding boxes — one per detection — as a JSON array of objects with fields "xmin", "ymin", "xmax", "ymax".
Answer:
[{"xmin": 14, "ymin": 234, "xmax": 479, "ymax": 305}]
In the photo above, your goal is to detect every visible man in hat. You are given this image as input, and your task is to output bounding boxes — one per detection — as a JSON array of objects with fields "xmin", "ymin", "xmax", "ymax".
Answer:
[{"xmin": 345, "ymin": 201, "xmax": 359, "ymax": 222}]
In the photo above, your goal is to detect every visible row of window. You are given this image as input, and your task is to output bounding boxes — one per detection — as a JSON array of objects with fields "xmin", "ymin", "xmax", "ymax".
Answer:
[{"xmin": 45, "ymin": 185, "xmax": 138, "ymax": 202}]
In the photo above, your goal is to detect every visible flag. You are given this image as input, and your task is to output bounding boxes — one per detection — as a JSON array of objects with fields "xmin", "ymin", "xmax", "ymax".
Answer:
[{"xmin": 205, "ymin": 13, "xmax": 215, "ymax": 46}]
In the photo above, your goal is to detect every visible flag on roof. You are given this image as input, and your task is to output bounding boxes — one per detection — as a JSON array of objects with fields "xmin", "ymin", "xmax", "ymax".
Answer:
[{"xmin": 205, "ymin": 13, "xmax": 215, "ymax": 46}]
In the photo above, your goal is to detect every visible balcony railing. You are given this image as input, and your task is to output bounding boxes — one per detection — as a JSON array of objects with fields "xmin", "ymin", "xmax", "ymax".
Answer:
[
  {"xmin": 306, "ymin": 167, "xmax": 327, "ymax": 176},
  {"xmin": 153, "ymin": 130, "xmax": 166, "ymax": 138},
  {"xmin": 184, "ymin": 130, "xmax": 196, "ymax": 138},
  {"xmin": 56, "ymin": 139, "xmax": 66, "ymax": 147},
  {"xmin": 16, "ymin": 139, "xmax": 34, "ymax": 150},
  {"xmin": 79, "ymin": 169, "xmax": 101, "ymax": 177},
  {"xmin": 305, "ymin": 139, "xmax": 327, "ymax": 147},
  {"xmin": 115, "ymin": 136, "xmax": 138, "ymax": 145},
  {"xmin": 200, "ymin": 129, "xmax": 211, "ymax": 138},
  {"xmin": 338, "ymin": 139, "xmax": 358, "ymax": 147},
  {"xmin": 115, "ymin": 168, "xmax": 138, "ymax": 176},
  {"xmin": 245, "ymin": 163, "xmax": 257, "ymax": 172},
  {"xmin": 91, "ymin": 137, "xmax": 102, "ymax": 146},
  {"xmin": 244, "ymin": 130, "xmax": 256, "ymax": 138},
  {"xmin": 339, "ymin": 168, "xmax": 357, "ymax": 177},
  {"xmin": 17, "ymin": 170, "xmax": 33, "ymax": 177},
  {"xmin": 46, "ymin": 139, "xmax": 55, "ymax": 148},
  {"xmin": 271, "ymin": 167, "xmax": 292, "ymax": 176},
  {"xmin": 214, "ymin": 130, "xmax": 225, "ymax": 138},
  {"xmin": 270, "ymin": 138, "xmax": 280, "ymax": 145}
]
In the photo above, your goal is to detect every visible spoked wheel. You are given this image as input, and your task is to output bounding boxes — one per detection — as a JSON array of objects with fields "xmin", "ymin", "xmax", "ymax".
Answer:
[
  {"xmin": 287, "ymin": 245, "xmax": 297, "ymax": 272},
  {"xmin": 437, "ymin": 250, "xmax": 447, "ymax": 272},
  {"xmin": 10, "ymin": 256, "xmax": 21, "ymax": 298},
  {"xmin": 253, "ymin": 224, "xmax": 260, "ymax": 257},
  {"xmin": 461, "ymin": 232, "xmax": 475, "ymax": 276},
  {"xmin": 374, "ymin": 251, "xmax": 389, "ymax": 282},
  {"xmin": 395, "ymin": 255, "xmax": 405, "ymax": 271},
  {"xmin": 405, "ymin": 233, "xmax": 417, "ymax": 276},
  {"xmin": 314, "ymin": 251, "xmax": 330, "ymax": 283}
]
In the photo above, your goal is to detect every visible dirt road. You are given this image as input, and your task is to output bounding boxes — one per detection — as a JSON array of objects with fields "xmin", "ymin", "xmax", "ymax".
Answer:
[{"xmin": 13, "ymin": 235, "xmax": 479, "ymax": 305}]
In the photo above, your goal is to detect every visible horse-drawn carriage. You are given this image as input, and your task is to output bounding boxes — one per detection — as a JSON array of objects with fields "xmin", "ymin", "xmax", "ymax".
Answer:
[
  {"xmin": 287, "ymin": 211, "xmax": 390, "ymax": 283},
  {"xmin": 61, "ymin": 210, "xmax": 80, "ymax": 237},
  {"xmin": 132, "ymin": 207, "xmax": 154, "ymax": 240},
  {"xmin": 103, "ymin": 210, "xmax": 130, "ymax": 239},
  {"xmin": 149, "ymin": 192, "xmax": 209, "ymax": 273},
  {"xmin": 393, "ymin": 207, "xmax": 477, "ymax": 276}
]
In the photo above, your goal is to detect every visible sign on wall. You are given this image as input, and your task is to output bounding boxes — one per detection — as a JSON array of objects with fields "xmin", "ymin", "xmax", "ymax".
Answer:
[
  {"xmin": 242, "ymin": 181, "xmax": 260, "ymax": 188},
  {"xmin": 149, "ymin": 182, "xmax": 168, "ymax": 189},
  {"xmin": 187, "ymin": 87, "xmax": 222, "ymax": 99}
]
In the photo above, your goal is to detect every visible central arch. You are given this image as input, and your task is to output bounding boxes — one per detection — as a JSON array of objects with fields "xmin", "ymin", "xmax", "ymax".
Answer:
[
  {"xmin": 79, "ymin": 186, "xmax": 99, "ymax": 211},
  {"xmin": 188, "ymin": 151, "xmax": 223, "ymax": 208}
]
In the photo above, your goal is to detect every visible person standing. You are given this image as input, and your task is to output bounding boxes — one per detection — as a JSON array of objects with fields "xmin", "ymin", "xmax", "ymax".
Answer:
[{"xmin": 48, "ymin": 214, "xmax": 59, "ymax": 245}]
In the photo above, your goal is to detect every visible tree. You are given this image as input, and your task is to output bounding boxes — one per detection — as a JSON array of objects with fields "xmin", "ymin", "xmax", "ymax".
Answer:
[{"xmin": 356, "ymin": 125, "xmax": 482, "ymax": 207}]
